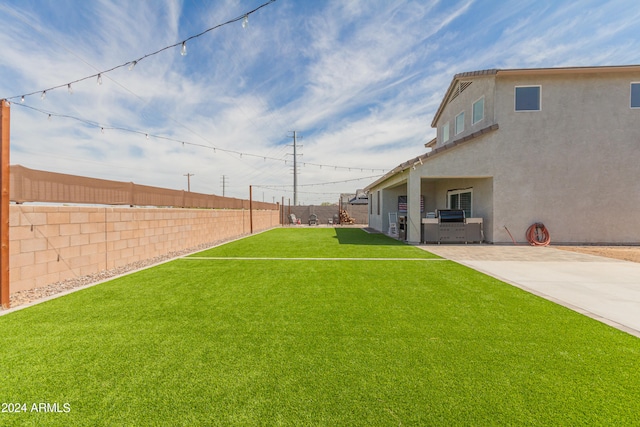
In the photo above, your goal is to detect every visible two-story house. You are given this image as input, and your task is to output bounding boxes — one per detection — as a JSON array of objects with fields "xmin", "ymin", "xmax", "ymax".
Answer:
[{"xmin": 365, "ymin": 65, "xmax": 640, "ymax": 244}]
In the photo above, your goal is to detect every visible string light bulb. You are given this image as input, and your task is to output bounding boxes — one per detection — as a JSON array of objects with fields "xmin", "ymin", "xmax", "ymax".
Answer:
[
  {"xmin": 47, "ymin": 114, "xmax": 52, "ymax": 121},
  {"xmin": 128, "ymin": 61, "xmax": 137, "ymax": 71},
  {"xmin": 97, "ymin": 74, "xmax": 103, "ymax": 85},
  {"xmin": 20, "ymin": 96, "xmax": 25, "ymax": 103},
  {"xmin": 67, "ymin": 84, "xmax": 73, "ymax": 95},
  {"xmin": 181, "ymin": 41, "xmax": 187, "ymax": 56},
  {"xmin": 242, "ymin": 14, "xmax": 248, "ymax": 28},
  {"xmin": 41, "ymin": 91, "xmax": 47, "ymax": 100}
]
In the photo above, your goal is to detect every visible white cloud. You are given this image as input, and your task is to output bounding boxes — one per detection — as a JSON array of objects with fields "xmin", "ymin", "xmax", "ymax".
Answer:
[{"xmin": 2, "ymin": 0, "xmax": 640, "ymax": 204}]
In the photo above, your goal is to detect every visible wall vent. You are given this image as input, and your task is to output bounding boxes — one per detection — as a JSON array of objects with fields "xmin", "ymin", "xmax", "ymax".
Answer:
[{"xmin": 448, "ymin": 81, "xmax": 472, "ymax": 103}]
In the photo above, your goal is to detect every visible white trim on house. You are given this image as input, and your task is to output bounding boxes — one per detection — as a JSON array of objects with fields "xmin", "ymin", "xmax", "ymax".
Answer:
[{"xmin": 514, "ymin": 85, "xmax": 541, "ymax": 111}]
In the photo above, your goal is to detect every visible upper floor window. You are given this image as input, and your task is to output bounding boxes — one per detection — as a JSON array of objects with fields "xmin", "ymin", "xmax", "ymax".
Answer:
[
  {"xmin": 442, "ymin": 122, "xmax": 450, "ymax": 143},
  {"xmin": 515, "ymin": 86, "xmax": 541, "ymax": 111},
  {"xmin": 631, "ymin": 83, "xmax": 640, "ymax": 108},
  {"xmin": 455, "ymin": 112, "xmax": 465, "ymax": 135},
  {"xmin": 472, "ymin": 97, "xmax": 484, "ymax": 124}
]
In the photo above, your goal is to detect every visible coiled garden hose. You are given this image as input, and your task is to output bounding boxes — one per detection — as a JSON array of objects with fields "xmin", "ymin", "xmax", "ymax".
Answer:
[{"xmin": 526, "ymin": 222, "xmax": 551, "ymax": 246}]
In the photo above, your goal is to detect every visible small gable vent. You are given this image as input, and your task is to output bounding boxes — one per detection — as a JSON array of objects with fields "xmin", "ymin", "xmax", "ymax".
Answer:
[{"xmin": 448, "ymin": 81, "xmax": 473, "ymax": 103}]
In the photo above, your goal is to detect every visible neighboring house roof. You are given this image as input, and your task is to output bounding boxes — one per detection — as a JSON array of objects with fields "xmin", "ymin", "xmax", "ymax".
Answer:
[
  {"xmin": 348, "ymin": 196, "xmax": 368, "ymax": 205},
  {"xmin": 431, "ymin": 64, "xmax": 640, "ymax": 127}
]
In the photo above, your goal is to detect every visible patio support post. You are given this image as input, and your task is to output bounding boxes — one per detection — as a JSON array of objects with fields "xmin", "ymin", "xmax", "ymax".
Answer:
[{"xmin": 407, "ymin": 167, "xmax": 422, "ymax": 243}]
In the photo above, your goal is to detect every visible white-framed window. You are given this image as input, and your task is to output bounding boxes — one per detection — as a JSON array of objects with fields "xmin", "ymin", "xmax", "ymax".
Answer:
[
  {"xmin": 447, "ymin": 188, "xmax": 472, "ymax": 218},
  {"xmin": 455, "ymin": 111, "xmax": 465, "ymax": 135},
  {"xmin": 472, "ymin": 97, "xmax": 484, "ymax": 124},
  {"xmin": 515, "ymin": 85, "xmax": 541, "ymax": 111},
  {"xmin": 631, "ymin": 82, "xmax": 640, "ymax": 108},
  {"xmin": 442, "ymin": 122, "xmax": 450, "ymax": 143}
]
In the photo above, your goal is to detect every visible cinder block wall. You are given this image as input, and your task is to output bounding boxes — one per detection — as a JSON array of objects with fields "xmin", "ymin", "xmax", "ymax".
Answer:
[{"xmin": 9, "ymin": 206, "xmax": 280, "ymax": 293}]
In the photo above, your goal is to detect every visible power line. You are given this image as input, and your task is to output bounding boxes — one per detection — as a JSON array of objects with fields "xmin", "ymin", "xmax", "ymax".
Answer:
[
  {"xmin": 2, "ymin": 0, "xmax": 277, "ymax": 102},
  {"xmin": 256, "ymin": 174, "xmax": 383, "ymax": 189}
]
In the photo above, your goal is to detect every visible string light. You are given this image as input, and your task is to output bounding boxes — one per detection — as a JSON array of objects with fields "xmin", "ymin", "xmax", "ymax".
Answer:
[
  {"xmin": 20, "ymin": 96, "xmax": 25, "ymax": 103},
  {"xmin": 3, "ymin": 0, "xmax": 277, "ymax": 103},
  {"xmin": 67, "ymin": 84, "xmax": 73, "ymax": 95},
  {"xmin": 181, "ymin": 41, "xmax": 187, "ymax": 56},
  {"xmin": 41, "ymin": 91, "xmax": 46, "ymax": 100},
  {"xmin": 13, "ymin": 103, "xmax": 390, "ymax": 174}
]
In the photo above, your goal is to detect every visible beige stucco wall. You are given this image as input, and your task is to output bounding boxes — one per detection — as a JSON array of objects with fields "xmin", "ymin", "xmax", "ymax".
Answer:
[
  {"xmin": 368, "ymin": 170, "xmax": 408, "ymax": 233},
  {"xmin": 490, "ymin": 72, "xmax": 640, "ymax": 243},
  {"xmin": 436, "ymin": 75, "xmax": 496, "ymax": 148},
  {"xmin": 370, "ymin": 68, "xmax": 640, "ymax": 244},
  {"xmin": 9, "ymin": 205, "xmax": 280, "ymax": 293}
]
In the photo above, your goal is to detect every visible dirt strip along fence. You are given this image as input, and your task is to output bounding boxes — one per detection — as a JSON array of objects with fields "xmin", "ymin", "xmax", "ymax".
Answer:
[{"xmin": 8, "ymin": 166, "xmax": 280, "ymax": 294}]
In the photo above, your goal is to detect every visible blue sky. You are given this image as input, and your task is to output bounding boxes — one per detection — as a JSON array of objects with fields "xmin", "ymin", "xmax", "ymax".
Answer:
[{"xmin": 1, "ymin": 0, "xmax": 639, "ymax": 204}]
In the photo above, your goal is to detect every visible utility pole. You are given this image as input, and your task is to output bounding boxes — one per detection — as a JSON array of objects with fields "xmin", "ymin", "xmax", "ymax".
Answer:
[
  {"xmin": 184, "ymin": 173, "xmax": 194, "ymax": 192},
  {"xmin": 220, "ymin": 175, "xmax": 227, "ymax": 197},
  {"xmin": 249, "ymin": 185, "xmax": 253, "ymax": 234},
  {"xmin": 288, "ymin": 131, "xmax": 302, "ymax": 206}
]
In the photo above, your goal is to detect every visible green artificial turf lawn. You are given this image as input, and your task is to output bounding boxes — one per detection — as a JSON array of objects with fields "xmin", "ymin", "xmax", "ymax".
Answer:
[
  {"xmin": 191, "ymin": 227, "xmax": 439, "ymax": 259},
  {"xmin": 1, "ymin": 228, "xmax": 639, "ymax": 426}
]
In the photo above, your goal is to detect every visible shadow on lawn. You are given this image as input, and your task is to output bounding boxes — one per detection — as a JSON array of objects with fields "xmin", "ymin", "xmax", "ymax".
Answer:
[{"xmin": 333, "ymin": 228, "xmax": 405, "ymax": 246}]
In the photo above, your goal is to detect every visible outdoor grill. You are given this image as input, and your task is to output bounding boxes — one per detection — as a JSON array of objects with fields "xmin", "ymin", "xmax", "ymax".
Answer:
[
  {"xmin": 437, "ymin": 209, "xmax": 465, "ymax": 223},
  {"xmin": 422, "ymin": 209, "xmax": 483, "ymax": 243}
]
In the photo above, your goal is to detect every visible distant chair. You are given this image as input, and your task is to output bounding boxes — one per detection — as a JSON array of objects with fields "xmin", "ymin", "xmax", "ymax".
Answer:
[
  {"xmin": 289, "ymin": 213, "xmax": 297, "ymax": 224},
  {"xmin": 308, "ymin": 214, "xmax": 318, "ymax": 226},
  {"xmin": 388, "ymin": 212, "xmax": 398, "ymax": 236}
]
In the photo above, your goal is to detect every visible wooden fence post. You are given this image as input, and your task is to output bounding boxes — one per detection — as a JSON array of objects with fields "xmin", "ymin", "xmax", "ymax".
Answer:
[{"xmin": 1, "ymin": 100, "xmax": 11, "ymax": 309}]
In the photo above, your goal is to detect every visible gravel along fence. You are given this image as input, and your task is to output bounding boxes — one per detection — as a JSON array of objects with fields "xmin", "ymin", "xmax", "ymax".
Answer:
[{"xmin": 6, "ymin": 238, "xmax": 238, "ymax": 309}]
